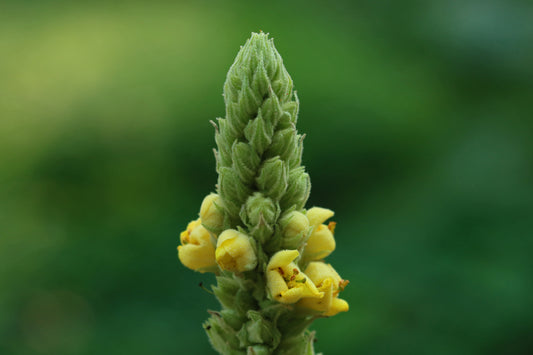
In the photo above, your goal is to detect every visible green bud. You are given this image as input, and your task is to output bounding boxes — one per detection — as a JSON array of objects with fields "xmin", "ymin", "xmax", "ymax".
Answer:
[
  {"xmin": 241, "ymin": 193, "xmax": 278, "ymax": 227},
  {"xmin": 256, "ymin": 157, "xmax": 289, "ymax": 202},
  {"xmin": 232, "ymin": 141, "xmax": 260, "ymax": 184},
  {"xmin": 264, "ymin": 127, "xmax": 298, "ymax": 163},
  {"xmin": 260, "ymin": 86, "xmax": 283, "ymax": 128},
  {"xmin": 279, "ymin": 211, "xmax": 310, "ymax": 249},
  {"xmin": 276, "ymin": 94, "xmax": 299, "ymax": 130},
  {"xmin": 272, "ymin": 75, "xmax": 292, "ymax": 102},
  {"xmin": 279, "ymin": 167, "xmax": 311, "ymax": 210},
  {"xmin": 238, "ymin": 78, "xmax": 261, "ymax": 120},
  {"xmin": 218, "ymin": 167, "xmax": 251, "ymax": 218},
  {"xmin": 282, "ymin": 97, "xmax": 299, "ymax": 123}
]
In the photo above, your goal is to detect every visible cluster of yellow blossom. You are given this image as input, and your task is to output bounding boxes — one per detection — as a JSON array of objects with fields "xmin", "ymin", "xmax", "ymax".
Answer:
[
  {"xmin": 266, "ymin": 207, "xmax": 349, "ymax": 317},
  {"xmin": 177, "ymin": 195, "xmax": 348, "ymax": 317},
  {"xmin": 178, "ymin": 193, "xmax": 257, "ymax": 274}
]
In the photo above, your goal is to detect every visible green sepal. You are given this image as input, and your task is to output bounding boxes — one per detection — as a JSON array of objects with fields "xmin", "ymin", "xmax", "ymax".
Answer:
[
  {"xmin": 244, "ymin": 110, "xmax": 273, "ymax": 155},
  {"xmin": 234, "ymin": 284, "xmax": 257, "ymax": 315},
  {"xmin": 252, "ymin": 216, "xmax": 274, "ymax": 245},
  {"xmin": 256, "ymin": 157, "xmax": 289, "ymax": 202},
  {"xmin": 251, "ymin": 57, "xmax": 269, "ymax": 99},
  {"xmin": 219, "ymin": 115, "xmax": 240, "ymax": 142},
  {"xmin": 276, "ymin": 330, "xmax": 317, "ymax": 355},
  {"xmin": 263, "ymin": 228, "xmax": 283, "ymax": 254},
  {"xmin": 218, "ymin": 167, "xmax": 252, "ymax": 218},
  {"xmin": 221, "ymin": 308, "xmax": 247, "ymax": 331},
  {"xmin": 264, "ymin": 127, "xmax": 298, "ymax": 163},
  {"xmin": 282, "ymin": 95, "xmax": 299, "ymax": 123},
  {"xmin": 258, "ymin": 300, "xmax": 291, "ymax": 323},
  {"xmin": 287, "ymin": 134, "xmax": 304, "ymax": 169},
  {"xmin": 227, "ymin": 101, "xmax": 247, "ymax": 134},
  {"xmin": 260, "ymin": 86, "xmax": 283, "ymax": 128},
  {"xmin": 271, "ymin": 74, "xmax": 293, "ymax": 102},
  {"xmin": 276, "ymin": 94, "xmax": 299, "ymax": 130},
  {"xmin": 246, "ymin": 345, "xmax": 270, "ymax": 355},
  {"xmin": 281, "ymin": 228, "xmax": 312, "ymax": 250},
  {"xmin": 251, "ymin": 270, "xmax": 266, "ymax": 301},
  {"xmin": 245, "ymin": 310, "xmax": 281, "ymax": 347},
  {"xmin": 213, "ymin": 275, "xmax": 240, "ymax": 309},
  {"xmin": 226, "ymin": 72, "xmax": 242, "ymax": 98},
  {"xmin": 277, "ymin": 313, "xmax": 316, "ymax": 339},
  {"xmin": 236, "ymin": 325, "xmax": 250, "ymax": 348},
  {"xmin": 238, "ymin": 77, "xmax": 261, "ymax": 121},
  {"xmin": 232, "ymin": 141, "xmax": 260, "ymax": 184},
  {"xmin": 214, "ymin": 118, "xmax": 234, "ymax": 168},
  {"xmin": 205, "ymin": 312, "xmax": 244, "ymax": 355}
]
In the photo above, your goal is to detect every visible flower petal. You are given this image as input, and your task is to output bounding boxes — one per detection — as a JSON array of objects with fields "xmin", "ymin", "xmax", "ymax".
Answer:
[{"xmin": 306, "ymin": 207, "xmax": 334, "ymax": 227}]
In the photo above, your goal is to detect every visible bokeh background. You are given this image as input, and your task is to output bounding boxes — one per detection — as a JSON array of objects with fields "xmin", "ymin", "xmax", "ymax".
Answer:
[{"xmin": 1, "ymin": 1, "xmax": 532, "ymax": 354}]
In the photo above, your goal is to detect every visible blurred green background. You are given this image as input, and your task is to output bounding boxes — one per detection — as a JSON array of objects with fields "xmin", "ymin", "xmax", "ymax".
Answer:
[{"xmin": 1, "ymin": 1, "xmax": 532, "ymax": 354}]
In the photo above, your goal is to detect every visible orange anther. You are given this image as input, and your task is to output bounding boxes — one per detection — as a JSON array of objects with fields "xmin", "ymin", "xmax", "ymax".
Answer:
[{"xmin": 328, "ymin": 221, "xmax": 337, "ymax": 234}]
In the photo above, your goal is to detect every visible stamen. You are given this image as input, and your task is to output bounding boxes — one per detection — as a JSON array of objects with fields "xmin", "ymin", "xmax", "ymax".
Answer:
[
  {"xmin": 328, "ymin": 221, "xmax": 337, "ymax": 234},
  {"xmin": 338, "ymin": 279, "xmax": 349, "ymax": 291}
]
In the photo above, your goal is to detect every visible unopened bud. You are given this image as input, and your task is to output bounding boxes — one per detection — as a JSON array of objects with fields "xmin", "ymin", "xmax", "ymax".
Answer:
[
  {"xmin": 200, "ymin": 193, "xmax": 225, "ymax": 234},
  {"xmin": 279, "ymin": 211, "xmax": 309, "ymax": 249}
]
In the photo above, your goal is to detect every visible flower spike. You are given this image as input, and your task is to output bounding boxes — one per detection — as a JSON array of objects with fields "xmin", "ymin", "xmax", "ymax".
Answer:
[{"xmin": 177, "ymin": 32, "xmax": 349, "ymax": 354}]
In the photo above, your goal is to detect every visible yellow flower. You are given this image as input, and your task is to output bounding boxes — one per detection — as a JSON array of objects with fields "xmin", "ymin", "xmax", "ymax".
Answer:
[
  {"xmin": 298, "ymin": 261, "xmax": 349, "ymax": 316},
  {"xmin": 177, "ymin": 218, "xmax": 217, "ymax": 273},
  {"xmin": 200, "ymin": 193, "xmax": 225, "ymax": 233},
  {"xmin": 215, "ymin": 229, "xmax": 257, "ymax": 272},
  {"xmin": 303, "ymin": 207, "xmax": 336, "ymax": 260},
  {"xmin": 266, "ymin": 250, "xmax": 323, "ymax": 304}
]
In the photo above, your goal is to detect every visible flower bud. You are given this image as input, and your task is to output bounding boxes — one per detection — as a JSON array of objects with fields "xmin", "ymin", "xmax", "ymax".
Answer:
[
  {"xmin": 256, "ymin": 157, "xmax": 288, "ymax": 202},
  {"xmin": 231, "ymin": 141, "xmax": 260, "ymax": 184},
  {"xmin": 218, "ymin": 166, "xmax": 251, "ymax": 218},
  {"xmin": 243, "ymin": 193, "xmax": 277, "ymax": 227},
  {"xmin": 215, "ymin": 229, "xmax": 257, "ymax": 272},
  {"xmin": 200, "ymin": 193, "xmax": 225, "ymax": 234},
  {"xmin": 177, "ymin": 218, "xmax": 217, "ymax": 273},
  {"xmin": 279, "ymin": 167, "xmax": 310, "ymax": 210},
  {"xmin": 279, "ymin": 211, "xmax": 309, "ymax": 249},
  {"xmin": 303, "ymin": 207, "xmax": 336, "ymax": 260}
]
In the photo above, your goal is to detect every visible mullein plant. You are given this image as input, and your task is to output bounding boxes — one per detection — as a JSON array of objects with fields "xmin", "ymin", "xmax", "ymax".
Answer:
[{"xmin": 177, "ymin": 32, "xmax": 349, "ymax": 355}]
